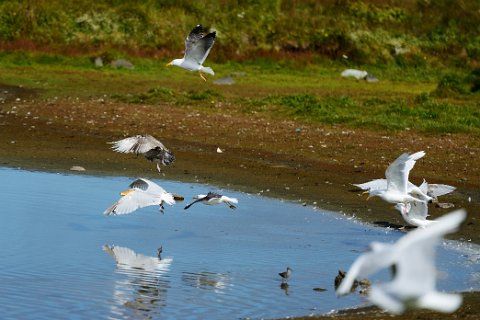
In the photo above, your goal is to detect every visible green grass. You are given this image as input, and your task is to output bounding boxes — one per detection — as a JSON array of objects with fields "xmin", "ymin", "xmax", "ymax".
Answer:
[{"xmin": 0, "ymin": 51, "xmax": 478, "ymax": 135}]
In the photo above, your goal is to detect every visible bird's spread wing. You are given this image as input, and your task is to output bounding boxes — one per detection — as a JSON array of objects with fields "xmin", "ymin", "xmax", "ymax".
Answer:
[
  {"xmin": 129, "ymin": 178, "xmax": 150, "ymax": 191},
  {"xmin": 184, "ymin": 25, "xmax": 216, "ymax": 64},
  {"xmin": 336, "ymin": 242, "xmax": 394, "ymax": 295},
  {"xmin": 352, "ymin": 179, "xmax": 387, "ymax": 191},
  {"xmin": 184, "ymin": 194, "xmax": 211, "ymax": 210},
  {"xmin": 408, "ymin": 200, "xmax": 429, "ymax": 220},
  {"xmin": 396, "ymin": 209, "xmax": 466, "ymax": 252},
  {"xmin": 110, "ymin": 135, "xmax": 166, "ymax": 154},
  {"xmin": 427, "ymin": 184, "xmax": 456, "ymax": 198},
  {"xmin": 129, "ymin": 178, "xmax": 167, "ymax": 194},
  {"xmin": 104, "ymin": 191, "xmax": 162, "ymax": 215},
  {"xmin": 385, "ymin": 151, "xmax": 425, "ymax": 194}
]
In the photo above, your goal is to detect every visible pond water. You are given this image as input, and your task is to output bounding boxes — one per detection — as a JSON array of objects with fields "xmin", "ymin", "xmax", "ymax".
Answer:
[{"xmin": 0, "ymin": 167, "xmax": 479, "ymax": 319}]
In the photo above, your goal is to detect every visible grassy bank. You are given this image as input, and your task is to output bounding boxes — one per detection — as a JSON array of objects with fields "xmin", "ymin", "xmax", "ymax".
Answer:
[
  {"xmin": 1, "ymin": 51, "xmax": 479, "ymax": 135},
  {"xmin": 0, "ymin": 0, "xmax": 479, "ymax": 69}
]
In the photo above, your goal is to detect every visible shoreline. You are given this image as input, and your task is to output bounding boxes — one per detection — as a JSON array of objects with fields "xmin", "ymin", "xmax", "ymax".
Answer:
[{"xmin": 1, "ymin": 93, "xmax": 479, "ymax": 319}]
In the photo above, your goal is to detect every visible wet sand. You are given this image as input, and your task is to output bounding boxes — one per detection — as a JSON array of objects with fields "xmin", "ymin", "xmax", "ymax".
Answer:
[{"xmin": 1, "ymin": 84, "xmax": 479, "ymax": 318}]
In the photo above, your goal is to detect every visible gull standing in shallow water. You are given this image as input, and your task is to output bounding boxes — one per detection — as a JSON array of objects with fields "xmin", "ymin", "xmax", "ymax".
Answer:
[
  {"xmin": 365, "ymin": 151, "xmax": 433, "ymax": 204},
  {"xmin": 336, "ymin": 209, "xmax": 465, "ymax": 315},
  {"xmin": 109, "ymin": 134, "xmax": 175, "ymax": 172},
  {"xmin": 166, "ymin": 24, "xmax": 216, "ymax": 81},
  {"xmin": 104, "ymin": 178, "xmax": 176, "ymax": 215},
  {"xmin": 184, "ymin": 192, "xmax": 238, "ymax": 210},
  {"xmin": 395, "ymin": 200, "xmax": 436, "ymax": 229}
]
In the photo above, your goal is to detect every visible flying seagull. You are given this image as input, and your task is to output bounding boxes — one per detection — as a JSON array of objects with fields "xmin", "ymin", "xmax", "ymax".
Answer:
[
  {"xmin": 109, "ymin": 134, "xmax": 175, "ymax": 172},
  {"xmin": 395, "ymin": 200, "xmax": 436, "ymax": 229},
  {"xmin": 166, "ymin": 24, "xmax": 216, "ymax": 81},
  {"xmin": 336, "ymin": 209, "xmax": 465, "ymax": 314},
  {"xmin": 104, "ymin": 178, "xmax": 176, "ymax": 215},
  {"xmin": 364, "ymin": 151, "xmax": 433, "ymax": 204},
  {"xmin": 353, "ymin": 178, "xmax": 455, "ymax": 203},
  {"xmin": 184, "ymin": 192, "xmax": 238, "ymax": 210}
]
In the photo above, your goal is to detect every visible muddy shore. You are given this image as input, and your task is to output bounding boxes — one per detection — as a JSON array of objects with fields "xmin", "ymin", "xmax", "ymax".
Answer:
[{"xmin": 0, "ymin": 84, "xmax": 479, "ymax": 318}]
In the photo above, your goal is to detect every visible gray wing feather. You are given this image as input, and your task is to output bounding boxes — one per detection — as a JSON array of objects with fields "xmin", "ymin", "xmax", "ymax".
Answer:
[{"xmin": 184, "ymin": 25, "xmax": 215, "ymax": 64}]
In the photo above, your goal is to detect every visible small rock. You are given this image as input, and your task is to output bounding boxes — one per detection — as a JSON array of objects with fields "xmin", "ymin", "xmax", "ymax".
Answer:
[
  {"xmin": 213, "ymin": 76, "xmax": 235, "ymax": 85},
  {"xmin": 217, "ymin": 147, "xmax": 223, "ymax": 153},
  {"xmin": 435, "ymin": 202, "xmax": 455, "ymax": 209},
  {"xmin": 70, "ymin": 166, "xmax": 86, "ymax": 172},
  {"xmin": 94, "ymin": 57, "xmax": 103, "ymax": 67},
  {"xmin": 111, "ymin": 59, "xmax": 135, "ymax": 70}
]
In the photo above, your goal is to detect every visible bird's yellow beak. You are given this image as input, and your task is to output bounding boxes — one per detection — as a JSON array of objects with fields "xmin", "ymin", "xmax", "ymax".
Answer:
[
  {"xmin": 165, "ymin": 62, "xmax": 172, "ymax": 67},
  {"xmin": 120, "ymin": 189, "xmax": 134, "ymax": 196}
]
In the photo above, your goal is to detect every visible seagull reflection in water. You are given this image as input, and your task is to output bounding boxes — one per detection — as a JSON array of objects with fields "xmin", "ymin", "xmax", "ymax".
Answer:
[
  {"xmin": 103, "ymin": 245, "xmax": 173, "ymax": 318},
  {"xmin": 181, "ymin": 271, "xmax": 232, "ymax": 294}
]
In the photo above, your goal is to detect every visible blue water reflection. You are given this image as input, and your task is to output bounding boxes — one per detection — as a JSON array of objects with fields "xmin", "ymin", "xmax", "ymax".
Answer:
[{"xmin": 0, "ymin": 167, "xmax": 478, "ymax": 319}]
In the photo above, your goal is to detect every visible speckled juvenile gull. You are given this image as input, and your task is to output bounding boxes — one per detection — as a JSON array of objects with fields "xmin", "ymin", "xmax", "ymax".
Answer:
[{"xmin": 109, "ymin": 134, "xmax": 175, "ymax": 172}]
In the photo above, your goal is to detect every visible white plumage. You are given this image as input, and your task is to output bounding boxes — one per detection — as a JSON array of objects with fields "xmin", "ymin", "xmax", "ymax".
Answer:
[
  {"xmin": 166, "ymin": 24, "xmax": 216, "ymax": 81},
  {"xmin": 184, "ymin": 192, "xmax": 238, "ymax": 210},
  {"xmin": 103, "ymin": 244, "xmax": 173, "ymax": 273},
  {"xmin": 365, "ymin": 151, "xmax": 432, "ymax": 204},
  {"xmin": 104, "ymin": 178, "xmax": 175, "ymax": 215},
  {"xmin": 353, "ymin": 178, "xmax": 455, "ymax": 202},
  {"xmin": 337, "ymin": 209, "xmax": 465, "ymax": 314},
  {"xmin": 395, "ymin": 200, "xmax": 436, "ymax": 228}
]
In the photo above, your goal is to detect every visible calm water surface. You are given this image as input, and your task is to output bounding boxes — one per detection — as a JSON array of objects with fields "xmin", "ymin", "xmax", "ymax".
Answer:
[{"xmin": 0, "ymin": 167, "xmax": 479, "ymax": 319}]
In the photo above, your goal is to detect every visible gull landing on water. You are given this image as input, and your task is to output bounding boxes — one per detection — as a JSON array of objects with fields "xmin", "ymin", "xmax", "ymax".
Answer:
[
  {"xmin": 336, "ymin": 210, "xmax": 466, "ymax": 315},
  {"xmin": 109, "ymin": 135, "xmax": 175, "ymax": 173},
  {"xmin": 104, "ymin": 178, "xmax": 176, "ymax": 215},
  {"xmin": 184, "ymin": 192, "xmax": 238, "ymax": 210},
  {"xmin": 166, "ymin": 24, "xmax": 216, "ymax": 81}
]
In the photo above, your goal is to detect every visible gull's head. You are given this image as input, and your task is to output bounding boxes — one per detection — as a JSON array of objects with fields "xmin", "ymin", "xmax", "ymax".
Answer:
[
  {"xmin": 120, "ymin": 189, "xmax": 134, "ymax": 196},
  {"xmin": 166, "ymin": 59, "xmax": 182, "ymax": 67}
]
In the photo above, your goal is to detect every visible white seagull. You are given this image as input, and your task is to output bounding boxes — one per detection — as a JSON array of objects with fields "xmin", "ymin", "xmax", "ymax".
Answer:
[
  {"xmin": 104, "ymin": 178, "xmax": 176, "ymax": 215},
  {"xmin": 365, "ymin": 151, "xmax": 433, "ymax": 204},
  {"xmin": 337, "ymin": 209, "xmax": 465, "ymax": 314},
  {"xmin": 109, "ymin": 134, "xmax": 175, "ymax": 172},
  {"xmin": 353, "ymin": 178, "xmax": 455, "ymax": 203},
  {"xmin": 184, "ymin": 192, "xmax": 238, "ymax": 210},
  {"xmin": 394, "ymin": 200, "xmax": 436, "ymax": 229},
  {"xmin": 166, "ymin": 24, "xmax": 216, "ymax": 81}
]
